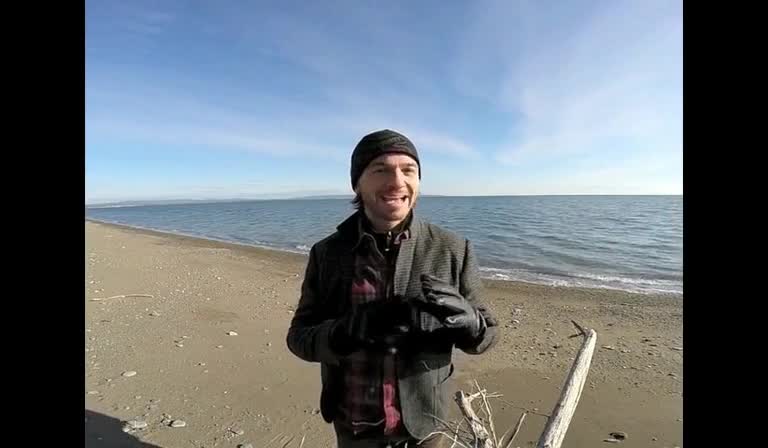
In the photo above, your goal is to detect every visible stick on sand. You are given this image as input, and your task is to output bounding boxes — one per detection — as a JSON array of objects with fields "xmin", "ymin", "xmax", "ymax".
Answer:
[{"xmin": 90, "ymin": 294, "xmax": 154, "ymax": 301}]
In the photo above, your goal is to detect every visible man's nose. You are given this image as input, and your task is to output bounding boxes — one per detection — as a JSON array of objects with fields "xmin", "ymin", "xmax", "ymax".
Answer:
[{"xmin": 387, "ymin": 168, "xmax": 407, "ymax": 186}]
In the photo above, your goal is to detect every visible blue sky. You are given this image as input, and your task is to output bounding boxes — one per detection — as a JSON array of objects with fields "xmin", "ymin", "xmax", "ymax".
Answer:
[{"xmin": 86, "ymin": 0, "xmax": 682, "ymax": 203}]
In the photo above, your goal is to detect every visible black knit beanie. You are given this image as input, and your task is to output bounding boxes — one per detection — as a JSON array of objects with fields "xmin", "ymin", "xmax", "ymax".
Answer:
[{"xmin": 350, "ymin": 129, "xmax": 421, "ymax": 189}]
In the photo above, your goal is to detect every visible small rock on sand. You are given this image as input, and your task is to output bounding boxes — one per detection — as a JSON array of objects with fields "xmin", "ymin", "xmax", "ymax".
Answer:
[
  {"xmin": 601, "ymin": 345, "xmax": 615, "ymax": 351},
  {"xmin": 123, "ymin": 420, "xmax": 148, "ymax": 431},
  {"xmin": 238, "ymin": 444, "xmax": 254, "ymax": 448},
  {"xmin": 227, "ymin": 331, "xmax": 238, "ymax": 336},
  {"xmin": 216, "ymin": 345, "xmax": 224, "ymax": 349},
  {"xmin": 170, "ymin": 420, "xmax": 187, "ymax": 428},
  {"xmin": 122, "ymin": 371, "xmax": 137, "ymax": 377},
  {"xmin": 609, "ymin": 431, "xmax": 627, "ymax": 440},
  {"xmin": 602, "ymin": 439, "xmax": 620, "ymax": 443}
]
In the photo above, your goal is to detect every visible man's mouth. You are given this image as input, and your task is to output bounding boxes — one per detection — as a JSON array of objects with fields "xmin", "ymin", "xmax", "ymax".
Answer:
[{"xmin": 381, "ymin": 195, "xmax": 408, "ymax": 205}]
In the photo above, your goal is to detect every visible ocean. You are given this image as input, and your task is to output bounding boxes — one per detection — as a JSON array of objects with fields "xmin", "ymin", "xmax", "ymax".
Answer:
[{"xmin": 86, "ymin": 195, "xmax": 683, "ymax": 296}]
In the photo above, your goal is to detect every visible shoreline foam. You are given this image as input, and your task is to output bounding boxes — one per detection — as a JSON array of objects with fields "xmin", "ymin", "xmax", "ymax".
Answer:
[{"xmin": 86, "ymin": 218, "xmax": 682, "ymax": 298}]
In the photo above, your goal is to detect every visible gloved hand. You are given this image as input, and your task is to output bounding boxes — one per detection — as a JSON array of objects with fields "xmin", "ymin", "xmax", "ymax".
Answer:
[
  {"xmin": 416, "ymin": 274, "xmax": 485, "ymax": 341},
  {"xmin": 330, "ymin": 299, "xmax": 412, "ymax": 355}
]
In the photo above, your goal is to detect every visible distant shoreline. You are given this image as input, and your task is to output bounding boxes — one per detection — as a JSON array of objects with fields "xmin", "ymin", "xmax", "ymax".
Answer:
[
  {"xmin": 85, "ymin": 218, "xmax": 682, "ymax": 298},
  {"xmin": 85, "ymin": 194, "xmax": 682, "ymax": 208}
]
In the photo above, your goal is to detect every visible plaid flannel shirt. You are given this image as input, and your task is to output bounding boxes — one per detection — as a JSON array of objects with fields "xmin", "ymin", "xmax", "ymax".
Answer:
[{"xmin": 336, "ymin": 218, "xmax": 411, "ymax": 436}]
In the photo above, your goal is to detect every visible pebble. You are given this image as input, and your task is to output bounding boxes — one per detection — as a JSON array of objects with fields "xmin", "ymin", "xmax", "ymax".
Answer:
[
  {"xmin": 122, "ymin": 371, "xmax": 137, "ymax": 377},
  {"xmin": 216, "ymin": 345, "xmax": 224, "ymax": 349},
  {"xmin": 238, "ymin": 444, "xmax": 254, "ymax": 448},
  {"xmin": 652, "ymin": 437, "xmax": 658, "ymax": 441},
  {"xmin": 176, "ymin": 344, "xmax": 184, "ymax": 348},
  {"xmin": 123, "ymin": 420, "xmax": 148, "ymax": 431},
  {"xmin": 262, "ymin": 386, "xmax": 269, "ymax": 391},
  {"xmin": 170, "ymin": 420, "xmax": 187, "ymax": 428},
  {"xmin": 267, "ymin": 342, "xmax": 272, "ymax": 347},
  {"xmin": 602, "ymin": 439, "xmax": 619, "ymax": 443},
  {"xmin": 231, "ymin": 429, "xmax": 245, "ymax": 436},
  {"xmin": 670, "ymin": 346, "xmax": 683, "ymax": 351},
  {"xmin": 511, "ymin": 319, "xmax": 520, "ymax": 325},
  {"xmin": 227, "ymin": 331, "xmax": 238, "ymax": 336},
  {"xmin": 601, "ymin": 345, "xmax": 615, "ymax": 351},
  {"xmin": 610, "ymin": 432, "xmax": 627, "ymax": 440},
  {"xmin": 149, "ymin": 311, "xmax": 160, "ymax": 317}
]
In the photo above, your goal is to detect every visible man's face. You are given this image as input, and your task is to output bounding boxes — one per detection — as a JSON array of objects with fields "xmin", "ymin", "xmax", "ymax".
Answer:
[{"xmin": 356, "ymin": 153, "xmax": 420, "ymax": 229}]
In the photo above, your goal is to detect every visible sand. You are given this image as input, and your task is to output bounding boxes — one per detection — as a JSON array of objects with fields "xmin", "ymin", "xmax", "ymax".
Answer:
[{"xmin": 85, "ymin": 220, "xmax": 683, "ymax": 448}]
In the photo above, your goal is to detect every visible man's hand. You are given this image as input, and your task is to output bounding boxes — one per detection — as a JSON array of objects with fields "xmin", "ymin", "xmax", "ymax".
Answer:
[
  {"xmin": 330, "ymin": 300, "xmax": 411, "ymax": 354},
  {"xmin": 416, "ymin": 274, "xmax": 485, "ymax": 340}
]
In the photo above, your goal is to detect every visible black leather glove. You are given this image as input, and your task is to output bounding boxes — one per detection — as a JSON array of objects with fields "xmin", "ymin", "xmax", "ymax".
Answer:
[
  {"xmin": 330, "ymin": 299, "xmax": 412, "ymax": 355},
  {"xmin": 416, "ymin": 274, "xmax": 485, "ymax": 341}
]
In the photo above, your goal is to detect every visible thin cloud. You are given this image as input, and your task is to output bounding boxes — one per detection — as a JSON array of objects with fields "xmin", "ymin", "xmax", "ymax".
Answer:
[{"xmin": 452, "ymin": 0, "xmax": 681, "ymax": 166}]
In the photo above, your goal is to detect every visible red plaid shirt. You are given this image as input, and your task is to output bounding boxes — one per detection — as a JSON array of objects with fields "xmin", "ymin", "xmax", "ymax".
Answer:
[{"xmin": 336, "ymin": 219, "xmax": 411, "ymax": 436}]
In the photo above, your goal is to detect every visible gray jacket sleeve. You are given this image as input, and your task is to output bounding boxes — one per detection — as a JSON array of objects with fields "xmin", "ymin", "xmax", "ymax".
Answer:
[
  {"xmin": 455, "ymin": 239, "xmax": 499, "ymax": 354},
  {"xmin": 286, "ymin": 245, "xmax": 343, "ymax": 365}
]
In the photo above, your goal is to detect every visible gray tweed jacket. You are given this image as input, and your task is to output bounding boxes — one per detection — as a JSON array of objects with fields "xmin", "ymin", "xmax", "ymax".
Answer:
[{"xmin": 286, "ymin": 211, "xmax": 499, "ymax": 440}]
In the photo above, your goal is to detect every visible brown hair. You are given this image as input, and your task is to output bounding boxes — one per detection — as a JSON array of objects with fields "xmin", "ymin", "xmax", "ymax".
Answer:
[{"xmin": 351, "ymin": 192, "xmax": 363, "ymax": 210}]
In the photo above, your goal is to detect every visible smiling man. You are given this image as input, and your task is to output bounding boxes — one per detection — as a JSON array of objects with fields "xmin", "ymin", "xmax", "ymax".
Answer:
[{"xmin": 287, "ymin": 129, "xmax": 499, "ymax": 447}]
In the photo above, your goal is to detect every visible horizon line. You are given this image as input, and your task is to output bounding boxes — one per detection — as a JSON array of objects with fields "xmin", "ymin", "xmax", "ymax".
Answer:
[{"xmin": 86, "ymin": 193, "xmax": 683, "ymax": 206}]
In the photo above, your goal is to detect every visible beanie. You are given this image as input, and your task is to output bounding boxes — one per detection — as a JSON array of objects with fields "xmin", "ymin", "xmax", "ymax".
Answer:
[{"xmin": 350, "ymin": 129, "xmax": 421, "ymax": 189}]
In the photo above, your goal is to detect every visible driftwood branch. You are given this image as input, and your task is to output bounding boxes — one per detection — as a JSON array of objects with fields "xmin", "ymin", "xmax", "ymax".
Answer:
[
  {"xmin": 90, "ymin": 294, "xmax": 154, "ymax": 302},
  {"xmin": 536, "ymin": 323, "xmax": 597, "ymax": 448},
  {"xmin": 455, "ymin": 390, "xmax": 494, "ymax": 448},
  {"xmin": 501, "ymin": 411, "xmax": 527, "ymax": 448}
]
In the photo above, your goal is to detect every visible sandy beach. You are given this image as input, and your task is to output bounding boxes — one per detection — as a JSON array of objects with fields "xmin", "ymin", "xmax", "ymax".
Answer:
[{"xmin": 85, "ymin": 220, "xmax": 683, "ymax": 448}]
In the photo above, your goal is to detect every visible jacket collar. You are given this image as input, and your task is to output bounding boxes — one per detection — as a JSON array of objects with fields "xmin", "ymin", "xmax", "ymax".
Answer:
[{"xmin": 337, "ymin": 209, "xmax": 420, "ymax": 251}]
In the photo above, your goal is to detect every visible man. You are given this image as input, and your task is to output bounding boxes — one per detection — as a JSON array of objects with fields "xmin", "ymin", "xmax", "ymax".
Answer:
[{"xmin": 286, "ymin": 129, "xmax": 498, "ymax": 447}]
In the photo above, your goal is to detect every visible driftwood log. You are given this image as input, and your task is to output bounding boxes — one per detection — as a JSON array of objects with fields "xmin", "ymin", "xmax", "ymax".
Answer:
[
  {"xmin": 536, "ymin": 322, "xmax": 597, "ymax": 448},
  {"xmin": 445, "ymin": 321, "xmax": 597, "ymax": 448}
]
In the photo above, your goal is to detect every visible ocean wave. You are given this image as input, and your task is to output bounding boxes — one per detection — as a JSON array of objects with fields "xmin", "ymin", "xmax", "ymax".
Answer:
[{"xmin": 479, "ymin": 267, "xmax": 682, "ymax": 295}]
